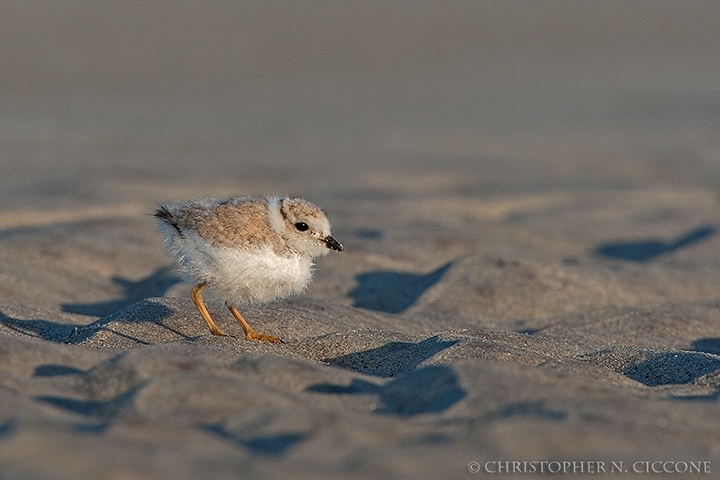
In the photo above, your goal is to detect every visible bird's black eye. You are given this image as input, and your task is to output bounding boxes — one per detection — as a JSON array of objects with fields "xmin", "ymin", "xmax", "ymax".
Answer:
[{"xmin": 294, "ymin": 222, "xmax": 309, "ymax": 232}]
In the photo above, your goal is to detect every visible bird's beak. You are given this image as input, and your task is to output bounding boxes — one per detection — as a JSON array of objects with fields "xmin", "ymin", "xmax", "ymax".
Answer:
[{"xmin": 324, "ymin": 235, "xmax": 343, "ymax": 252}]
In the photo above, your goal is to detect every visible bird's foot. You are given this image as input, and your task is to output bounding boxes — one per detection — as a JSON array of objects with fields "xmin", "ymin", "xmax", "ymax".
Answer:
[{"xmin": 245, "ymin": 330, "xmax": 283, "ymax": 343}]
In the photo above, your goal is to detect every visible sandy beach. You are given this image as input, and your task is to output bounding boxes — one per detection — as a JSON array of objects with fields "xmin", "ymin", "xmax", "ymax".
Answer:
[{"xmin": 2, "ymin": 2, "xmax": 720, "ymax": 478}]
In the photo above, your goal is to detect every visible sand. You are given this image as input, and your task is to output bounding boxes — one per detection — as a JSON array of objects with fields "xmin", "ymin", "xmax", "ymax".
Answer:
[{"xmin": 2, "ymin": 2, "xmax": 720, "ymax": 479}]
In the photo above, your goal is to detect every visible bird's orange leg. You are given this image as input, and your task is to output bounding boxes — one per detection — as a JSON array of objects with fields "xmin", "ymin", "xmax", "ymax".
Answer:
[
  {"xmin": 190, "ymin": 283, "xmax": 231, "ymax": 337},
  {"xmin": 226, "ymin": 303, "xmax": 282, "ymax": 343}
]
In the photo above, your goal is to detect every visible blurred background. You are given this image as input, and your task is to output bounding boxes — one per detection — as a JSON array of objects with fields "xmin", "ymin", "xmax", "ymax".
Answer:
[
  {"xmin": 2, "ymin": 0, "xmax": 720, "ymax": 211},
  {"xmin": 3, "ymin": 4, "xmax": 720, "ymax": 474}
]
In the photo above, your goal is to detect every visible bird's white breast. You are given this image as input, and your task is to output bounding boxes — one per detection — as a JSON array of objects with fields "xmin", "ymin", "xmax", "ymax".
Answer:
[{"xmin": 168, "ymin": 230, "xmax": 314, "ymax": 305}]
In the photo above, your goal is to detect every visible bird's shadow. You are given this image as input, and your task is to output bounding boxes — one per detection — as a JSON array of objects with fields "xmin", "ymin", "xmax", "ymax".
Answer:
[
  {"xmin": 0, "ymin": 299, "xmax": 181, "ymax": 345},
  {"xmin": 1, "ymin": 266, "xmax": 186, "ymax": 344},
  {"xmin": 62, "ymin": 266, "xmax": 180, "ymax": 317},
  {"xmin": 594, "ymin": 225, "xmax": 716, "ymax": 262},
  {"xmin": 0, "ymin": 311, "xmax": 78, "ymax": 343},
  {"xmin": 349, "ymin": 261, "xmax": 453, "ymax": 313}
]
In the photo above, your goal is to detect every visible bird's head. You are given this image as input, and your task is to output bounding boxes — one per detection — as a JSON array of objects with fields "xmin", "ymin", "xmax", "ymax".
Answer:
[{"xmin": 279, "ymin": 198, "xmax": 343, "ymax": 257}]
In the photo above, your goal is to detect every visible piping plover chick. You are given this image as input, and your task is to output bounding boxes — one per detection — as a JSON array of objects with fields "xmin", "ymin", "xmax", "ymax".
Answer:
[{"xmin": 155, "ymin": 196, "xmax": 343, "ymax": 342}]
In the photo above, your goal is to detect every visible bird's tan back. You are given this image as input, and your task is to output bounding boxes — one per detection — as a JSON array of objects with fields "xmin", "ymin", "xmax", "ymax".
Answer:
[{"xmin": 179, "ymin": 199, "xmax": 283, "ymax": 251}]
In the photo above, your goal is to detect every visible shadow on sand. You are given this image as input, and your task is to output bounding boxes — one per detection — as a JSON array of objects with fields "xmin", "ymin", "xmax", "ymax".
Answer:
[
  {"xmin": 62, "ymin": 266, "xmax": 180, "ymax": 317},
  {"xmin": 0, "ymin": 265, "xmax": 185, "ymax": 345},
  {"xmin": 203, "ymin": 423, "xmax": 307, "ymax": 456},
  {"xmin": 323, "ymin": 335, "xmax": 458, "ymax": 377},
  {"xmin": 307, "ymin": 336, "xmax": 465, "ymax": 416},
  {"xmin": 349, "ymin": 261, "xmax": 453, "ymax": 313},
  {"xmin": 308, "ymin": 364, "xmax": 466, "ymax": 416},
  {"xmin": 0, "ymin": 299, "xmax": 183, "ymax": 345},
  {"xmin": 35, "ymin": 383, "xmax": 145, "ymax": 434},
  {"xmin": 622, "ymin": 348, "xmax": 720, "ymax": 387},
  {"xmin": 595, "ymin": 225, "xmax": 716, "ymax": 262}
]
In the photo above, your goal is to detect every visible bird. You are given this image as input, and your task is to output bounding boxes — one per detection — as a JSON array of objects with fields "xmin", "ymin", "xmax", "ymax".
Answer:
[{"xmin": 154, "ymin": 195, "xmax": 343, "ymax": 342}]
